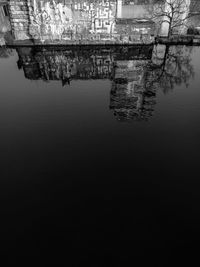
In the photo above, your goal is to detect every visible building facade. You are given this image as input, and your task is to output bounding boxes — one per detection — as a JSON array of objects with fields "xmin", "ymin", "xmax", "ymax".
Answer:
[
  {"xmin": 8, "ymin": 0, "xmax": 155, "ymax": 43},
  {"xmin": 9, "ymin": 0, "xmax": 118, "ymax": 41}
]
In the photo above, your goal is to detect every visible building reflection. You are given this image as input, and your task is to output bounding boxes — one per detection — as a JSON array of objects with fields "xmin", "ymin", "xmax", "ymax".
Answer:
[
  {"xmin": 110, "ymin": 57, "xmax": 157, "ymax": 121},
  {"xmin": 14, "ymin": 44, "xmax": 194, "ymax": 122}
]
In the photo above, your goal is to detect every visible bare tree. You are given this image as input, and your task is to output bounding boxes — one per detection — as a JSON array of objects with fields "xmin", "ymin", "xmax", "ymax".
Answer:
[{"xmin": 148, "ymin": 0, "xmax": 198, "ymax": 37}]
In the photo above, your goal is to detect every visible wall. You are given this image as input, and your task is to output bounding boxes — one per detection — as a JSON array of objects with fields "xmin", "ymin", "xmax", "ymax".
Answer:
[
  {"xmin": 8, "ymin": 0, "xmax": 155, "ymax": 43},
  {"xmin": 9, "ymin": 0, "xmax": 117, "ymax": 41},
  {"xmin": 122, "ymin": 5, "xmax": 150, "ymax": 19}
]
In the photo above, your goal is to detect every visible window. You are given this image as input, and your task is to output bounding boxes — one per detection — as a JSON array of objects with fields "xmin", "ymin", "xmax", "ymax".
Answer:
[{"xmin": 3, "ymin": 5, "xmax": 9, "ymax": 17}]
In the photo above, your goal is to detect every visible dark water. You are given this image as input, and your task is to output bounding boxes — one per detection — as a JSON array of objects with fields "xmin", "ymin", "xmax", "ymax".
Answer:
[{"xmin": 0, "ymin": 45, "xmax": 200, "ymax": 265}]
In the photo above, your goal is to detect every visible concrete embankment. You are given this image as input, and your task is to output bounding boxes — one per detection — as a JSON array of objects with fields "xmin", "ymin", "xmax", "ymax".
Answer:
[
  {"xmin": 2, "ymin": 31, "xmax": 200, "ymax": 47},
  {"xmin": 156, "ymin": 35, "xmax": 200, "ymax": 45},
  {"xmin": 4, "ymin": 31, "xmax": 155, "ymax": 47}
]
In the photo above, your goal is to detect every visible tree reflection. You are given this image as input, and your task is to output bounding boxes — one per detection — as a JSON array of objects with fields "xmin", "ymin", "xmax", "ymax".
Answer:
[
  {"xmin": 145, "ymin": 45, "xmax": 194, "ymax": 94},
  {"xmin": 0, "ymin": 47, "xmax": 14, "ymax": 58}
]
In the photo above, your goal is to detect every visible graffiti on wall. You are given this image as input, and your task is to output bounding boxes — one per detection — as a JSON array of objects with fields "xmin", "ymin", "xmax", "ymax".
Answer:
[{"xmin": 29, "ymin": 0, "xmax": 117, "ymax": 41}]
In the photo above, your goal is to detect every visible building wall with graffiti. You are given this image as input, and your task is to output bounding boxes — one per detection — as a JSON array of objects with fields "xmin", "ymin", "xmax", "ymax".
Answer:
[
  {"xmin": 8, "ymin": 0, "xmax": 155, "ymax": 43},
  {"xmin": 9, "ymin": 0, "xmax": 117, "ymax": 41}
]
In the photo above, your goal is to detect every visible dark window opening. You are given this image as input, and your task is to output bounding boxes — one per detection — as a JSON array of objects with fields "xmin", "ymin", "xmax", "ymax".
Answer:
[{"xmin": 3, "ymin": 5, "xmax": 9, "ymax": 17}]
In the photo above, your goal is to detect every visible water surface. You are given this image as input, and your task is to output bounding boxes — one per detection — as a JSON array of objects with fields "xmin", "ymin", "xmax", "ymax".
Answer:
[{"xmin": 0, "ymin": 45, "xmax": 200, "ymax": 265}]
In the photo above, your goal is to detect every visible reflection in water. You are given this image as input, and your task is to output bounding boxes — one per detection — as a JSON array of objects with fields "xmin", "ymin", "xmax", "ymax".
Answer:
[
  {"xmin": 0, "ymin": 43, "xmax": 199, "ymax": 265},
  {"xmin": 2, "ymin": 44, "xmax": 194, "ymax": 121},
  {"xmin": 149, "ymin": 45, "xmax": 195, "ymax": 94},
  {"xmin": 0, "ymin": 46, "xmax": 13, "ymax": 58},
  {"xmin": 110, "ymin": 59, "xmax": 156, "ymax": 121}
]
